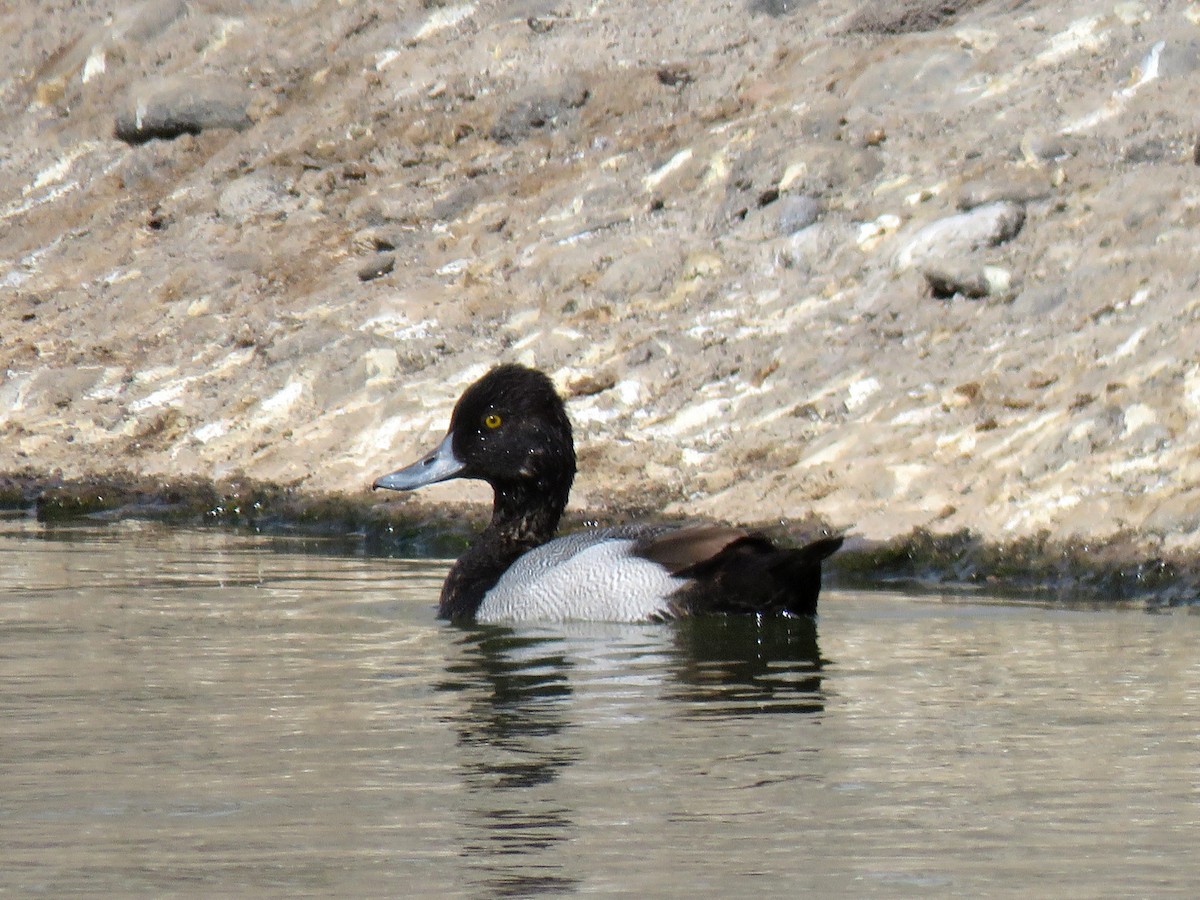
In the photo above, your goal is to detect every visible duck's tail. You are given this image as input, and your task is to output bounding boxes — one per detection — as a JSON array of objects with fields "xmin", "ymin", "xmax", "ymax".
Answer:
[
  {"xmin": 765, "ymin": 535, "xmax": 844, "ymax": 616},
  {"xmin": 669, "ymin": 534, "xmax": 843, "ymax": 618}
]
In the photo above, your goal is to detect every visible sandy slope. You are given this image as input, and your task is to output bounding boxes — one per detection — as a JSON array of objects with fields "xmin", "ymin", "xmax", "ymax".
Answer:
[{"xmin": 2, "ymin": 0, "xmax": 1199, "ymax": 558}]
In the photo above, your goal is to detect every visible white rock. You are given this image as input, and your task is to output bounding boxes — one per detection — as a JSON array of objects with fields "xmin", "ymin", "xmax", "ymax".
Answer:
[{"xmin": 895, "ymin": 202, "xmax": 1025, "ymax": 270}]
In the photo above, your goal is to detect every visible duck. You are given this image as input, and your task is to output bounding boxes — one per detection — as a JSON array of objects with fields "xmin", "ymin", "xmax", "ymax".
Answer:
[{"xmin": 372, "ymin": 364, "xmax": 842, "ymax": 623}]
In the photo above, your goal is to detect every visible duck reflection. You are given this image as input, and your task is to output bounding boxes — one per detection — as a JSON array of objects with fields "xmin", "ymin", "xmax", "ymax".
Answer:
[
  {"xmin": 436, "ymin": 627, "xmax": 581, "ymax": 789},
  {"xmin": 435, "ymin": 626, "xmax": 583, "ymax": 896},
  {"xmin": 432, "ymin": 616, "xmax": 825, "ymax": 893},
  {"xmin": 667, "ymin": 614, "xmax": 824, "ymax": 716}
]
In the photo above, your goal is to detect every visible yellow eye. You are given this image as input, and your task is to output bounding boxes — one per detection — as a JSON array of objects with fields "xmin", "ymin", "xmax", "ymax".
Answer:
[{"xmin": 483, "ymin": 413, "xmax": 503, "ymax": 429}]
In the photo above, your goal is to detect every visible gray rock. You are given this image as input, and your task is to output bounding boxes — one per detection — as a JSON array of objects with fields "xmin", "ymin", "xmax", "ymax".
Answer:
[
  {"xmin": 895, "ymin": 201, "xmax": 1025, "ymax": 270},
  {"xmin": 775, "ymin": 221, "xmax": 843, "ymax": 274},
  {"xmin": 115, "ymin": 78, "xmax": 252, "ymax": 145},
  {"xmin": 18, "ymin": 0, "xmax": 1200, "ymax": 562},
  {"xmin": 714, "ymin": 155, "xmax": 825, "ymax": 236},
  {"xmin": 776, "ymin": 194, "xmax": 822, "ymax": 235}
]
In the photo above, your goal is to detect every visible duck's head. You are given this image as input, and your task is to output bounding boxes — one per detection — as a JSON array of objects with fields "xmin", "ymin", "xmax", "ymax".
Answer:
[{"xmin": 373, "ymin": 365, "xmax": 576, "ymax": 520}]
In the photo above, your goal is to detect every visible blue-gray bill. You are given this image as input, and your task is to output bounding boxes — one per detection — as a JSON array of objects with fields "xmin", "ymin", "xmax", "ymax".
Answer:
[{"xmin": 373, "ymin": 433, "xmax": 464, "ymax": 491}]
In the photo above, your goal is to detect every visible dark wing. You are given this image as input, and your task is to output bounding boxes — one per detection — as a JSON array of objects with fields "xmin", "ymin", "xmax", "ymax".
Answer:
[
  {"xmin": 634, "ymin": 524, "xmax": 765, "ymax": 575},
  {"xmin": 636, "ymin": 528, "xmax": 843, "ymax": 618}
]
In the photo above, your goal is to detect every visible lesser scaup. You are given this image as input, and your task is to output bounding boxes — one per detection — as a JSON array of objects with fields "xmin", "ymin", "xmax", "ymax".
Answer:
[{"xmin": 373, "ymin": 364, "xmax": 842, "ymax": 623}]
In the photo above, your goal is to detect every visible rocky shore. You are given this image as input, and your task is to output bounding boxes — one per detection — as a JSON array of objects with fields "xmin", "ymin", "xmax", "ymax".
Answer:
[{"xmin": 3, "ymin": 1, "xmax": 1200, "ymax": 601}]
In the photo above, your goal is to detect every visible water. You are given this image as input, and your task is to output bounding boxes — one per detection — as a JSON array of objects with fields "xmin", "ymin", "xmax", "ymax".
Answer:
[{"xmin": 1, "ymin": 519, "xmax": 1198, "ymax": 896}]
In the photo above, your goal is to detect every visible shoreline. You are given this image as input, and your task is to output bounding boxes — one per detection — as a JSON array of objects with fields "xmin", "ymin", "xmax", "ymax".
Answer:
[{"xmin": 5, "ymin": 470, "xmax": 1193, "ymax": 608}]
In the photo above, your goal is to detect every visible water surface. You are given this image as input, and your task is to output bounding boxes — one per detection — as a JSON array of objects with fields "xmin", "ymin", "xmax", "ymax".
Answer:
[{"xmin": 1, "ymin": 520, "xmax": 1197, "ymax": 896}]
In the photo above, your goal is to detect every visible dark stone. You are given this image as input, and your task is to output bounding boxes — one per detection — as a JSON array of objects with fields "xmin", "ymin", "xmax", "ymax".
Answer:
[
  {"xmin": 115, "ymin": 79, "xmax": 252, "ymax": 145},
  {"xmin": 922, "ymin": 261, "xmax": 991, "ymax": 299},
  {"xmin": 358, "ymin": 254, "xmax": 396, "ymax": 281},
  {"xmin": 657, "ymin": 65, "xmax": 694, "ymax": 87}
]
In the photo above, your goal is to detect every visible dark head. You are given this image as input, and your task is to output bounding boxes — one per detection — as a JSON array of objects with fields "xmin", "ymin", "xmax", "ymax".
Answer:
[{"xmin": 373, "ymin": 364, "xmax": 576, "ymax": 536}]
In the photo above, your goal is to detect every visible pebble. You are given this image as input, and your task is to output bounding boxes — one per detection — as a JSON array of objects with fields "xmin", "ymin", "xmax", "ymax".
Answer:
[
  {"xmin": 1019, "ymin": 133, "xmax": 1068, "ymax": 163},
  {"xmin": 894, "ymin": 201, "xmax": 1025, "ymax": 270},
  {"xmin": 656, "ymin": 65, "xmax": 694, "ymax": 87},
  {"xmin": 861, "ymin": 126, "xmax": 887, "ymax": 147},
  {"xmin": 775, "ymin": 194, "xmax": 822, "ymax": 235},
  {"xmin": 857, "ymin": 213, "xmax": 902, "ymax": 251},
  {"xmin": 114, "ymin": 78, "xmax": 252, "ymax": 145},
  {"xmin": 777, "ymin": 221, "xmax": 838, "ymax": 273},
  {"xmin": 358, "ymin": 254, "xmax": 395, "ymax": 281},
  {"xmin": 922, "ymin": 260, "xmax": 1011, "ymax": 299},
  {"xmin": 567, "ymin": 371, "xmax": 617, "ymax": 396}
]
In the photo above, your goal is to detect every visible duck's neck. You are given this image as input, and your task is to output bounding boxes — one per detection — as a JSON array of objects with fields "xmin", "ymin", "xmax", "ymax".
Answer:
[
  {"xmin": 488, "ymin": 479, "xmax": 567, "ymax": 545},
  {"xmin": 436, "ymin": 478, "xmax": 570, "ymax": 621}
]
